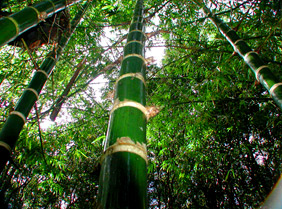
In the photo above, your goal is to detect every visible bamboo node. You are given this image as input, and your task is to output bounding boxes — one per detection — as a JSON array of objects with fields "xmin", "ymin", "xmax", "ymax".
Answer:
[
  {"xmin": 233, "ymin": 39, "xmax": 244, "ymax": 52},
  {"xmin": 47, "ymin": 55, "xmax": 57, "ymax": 62},
  {"xmin": 47, "ymin": 0, "xmax": 56, "ymax": 12},
  {"xmin": 9, "ymin": 111, "xmax": 26, "ymax": 123},
  {"xmin": 125, "ymin": 40, "xmax": 144, "ymax": 47},
  {"xmin": 0, "ymin": 141, "xmax": 12, "ymax": 154},
  {"xmin": 28, "ymin": 6, "xmax": 41, "ymax": 22},
  {"xmin": 4, "ymin": 16, "xmax": 19, "ymax": 35},
  {"xmin": 129, "ymin": 30, "xmax": 147, "ymax": 39},
  {"xmin": 244, "ymin": 51, "xmax": 258, "ymax": 62},
  {"xmin": 270, "ymin": 83, "xmax": 282, "ymax": 97},
  {"xmin": 123, "ymin": 54, "xmax": 146, "ymax": 64},
  {"xmin": 111, "ymin": 99, "xmax": 149, "ymax": 120},
  {"xmin": 226, "ymin": 28, "xmax": 234, "ymax": 35},
  {"xmin": 115, "ymin": 73, "xmax": 146, "ymax": 87},
  {"xmin": 101, "ymin": 137, "xmax": 147, "ymax": 164},
  {"xmin": 37, "ymin": 70, "xmax": 49, "ymax": 79},
  {"xmin": 234, "ymin": 39, "xmax": 244, "ymax": 45},
  {"xmin": 255, "ymin": 65, "xmax": 269, "ymax": 81},
  {"xmin": 25, "ymin": 88, "xmax": 39, "ymax": 100}
]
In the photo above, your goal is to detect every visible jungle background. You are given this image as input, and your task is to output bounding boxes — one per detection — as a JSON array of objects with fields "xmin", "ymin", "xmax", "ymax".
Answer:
[{"xmin": 0, "ymin": 0, "xmax": 282, "ymax": 208}]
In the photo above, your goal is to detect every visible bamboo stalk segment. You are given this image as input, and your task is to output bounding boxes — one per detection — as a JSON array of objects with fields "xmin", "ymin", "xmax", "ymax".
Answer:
[
  {"xmin": 0, "ymin": 0, "xmax": 80, "ymax": 47},
  {"xmin": 98, "ymin": 0, "xmax": 148, "ymax": 208}
]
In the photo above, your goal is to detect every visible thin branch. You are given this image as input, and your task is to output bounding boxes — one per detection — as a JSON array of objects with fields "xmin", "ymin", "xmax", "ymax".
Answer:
[
  {"xmin": 34, "ymin": 103, "xmax": 48, "ymax": 166},
  {"xmin": 21, "ymin": 38, "xmax": 40, "ymax": 70},
  {"xmin": 50, "ymin": 57, "xmax": 86, "ymax": 121},
  {"xmin": 256, "ymin": 17, "xmax": 282, "ymax": 53},
  {"xmin": 170, "ymin": 97, "xmax": 273, "ymax": 107}
]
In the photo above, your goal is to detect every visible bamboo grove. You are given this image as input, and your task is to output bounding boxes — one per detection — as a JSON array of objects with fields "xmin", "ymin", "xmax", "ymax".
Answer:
[{"xmin": 0, "ymin": 0, "xmax": 282, "ymax": 208}]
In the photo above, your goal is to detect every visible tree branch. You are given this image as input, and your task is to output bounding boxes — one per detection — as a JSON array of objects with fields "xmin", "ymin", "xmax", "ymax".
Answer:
[{"xmin": 50, "ymin": 57, "xmax": 86, "ymax": 121}]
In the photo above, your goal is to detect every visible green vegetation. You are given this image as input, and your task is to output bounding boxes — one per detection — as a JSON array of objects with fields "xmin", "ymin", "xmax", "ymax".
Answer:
[{"xmin": 0, "ymin": 0, "xmax": 282, "ymax": 208}]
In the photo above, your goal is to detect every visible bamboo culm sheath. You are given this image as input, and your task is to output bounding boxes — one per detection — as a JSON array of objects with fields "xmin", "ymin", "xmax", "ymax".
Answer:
[
  {"xmin": 98, "ymin": 0, "xmax": 148, "ymax": 208},
  {"xmin": 0, "ymin": 2, "xmax": 91, "ymax": 173},
  {"xmin": 0, "ymin": 0, "xmax": 81, "ymax": 48},
  {"xmin": 200, "ymin": 4, "xmax": 282, "ymax": 110}
]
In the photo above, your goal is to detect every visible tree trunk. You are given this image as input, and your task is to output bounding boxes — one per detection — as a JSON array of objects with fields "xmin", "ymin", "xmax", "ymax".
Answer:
[{"xmin": 98, "ymin": 0, "xmax": 148, "ymax": 208}]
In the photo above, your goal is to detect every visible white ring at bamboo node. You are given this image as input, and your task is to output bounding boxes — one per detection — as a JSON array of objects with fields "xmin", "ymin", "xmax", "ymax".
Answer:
[
  {"xmin": 111, "ymin": 99, "xmax": 149, "ymax": 121},
  {"xmin": 123, "ymin": 54, "xmax": 146, "ymax": 64},
  {"xmin": 0, "ymin": 141, "xmax": 12, "ymax": 153},
  {"xmin": 226, "ymin": 28, "xmax": 234, "ymax": 35},
  {"xmin": 101, "ymin": 137, "xmax": 147, "ymax": 164},
  {"xmin": 9, "ymin": 111, "xmax": 26, "ymax": 123},
  {"xmin": 37, "ymin": 70, "xmax": 49, "ymax": 79},
  {"xmin": 255, "ymin": 65, "xmax": 269, "ymax": 81},
  {"xmin": 115, "ymin": 73, "xmax": 146, "ymax": 87},
  {"xmin": 270, "ymin": 83, "xmax": 282, "ymax": 97},
  {"xmin": 232, "ymin": 39, "xmax": 244, "ymax": 53},
  {"xmin": 28, "ymin": 6, "xmax": 41, "ymax": 21},
  {"xmin": 125, "ymin": 40, "xmax": 144, "ymax": 47},
  {"xmin": 25, "ymin": 88, "xmax": 39, "ymax": 100},
  {"xmin": 129, "ymin": 29, "xmax": 147, "ymax": 39},
  {"xmin": 46, "ymin": 0, "xmax": 56, "ymax": 13},
  {"xmin": 244, "ymin": 51, "xmax": 258, "ymax": 62},
  {"xmin": 4, "ymin": 17, "xmax": 19, "ymax": 35},
  {"xmin": 234, "ymin": 39, "xmax": 244, "ymax": 45}
]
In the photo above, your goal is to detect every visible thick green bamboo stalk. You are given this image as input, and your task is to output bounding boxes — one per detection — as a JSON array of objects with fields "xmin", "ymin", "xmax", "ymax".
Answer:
[
  {"xmin": 198, "ymin": 3, "xmax": 282, "ymax": 110},
  {"xmin": 0, "ymin": 0, "xmax": 81, "ymax": 48},
  {"xmin": 0, "ymin": 2, "xmax": 91, "ymax": 173},
  {"xmin": 98, "ymin": 0, "xmax": 148, "ymax": 208}
]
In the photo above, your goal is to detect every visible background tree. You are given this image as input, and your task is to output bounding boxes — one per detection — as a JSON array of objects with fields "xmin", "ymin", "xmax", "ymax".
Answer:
[{"xmin": 0, "ymin": 0, "xmax": 282, "ymax": 208}]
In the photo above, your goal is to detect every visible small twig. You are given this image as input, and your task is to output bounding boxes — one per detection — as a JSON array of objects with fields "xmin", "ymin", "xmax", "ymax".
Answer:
[
  {"xmin": 256, "ymin": 17, "xmax": 282, "ymax": 53},
  {"xmin": 34, "ymin": 103, "xmax": 48, "ymax": 166},
  {"xmin": 21, "ymin": 38, "xmax": 40, "ymax": 70},
  {"xmin": 50, "ymin": 57, "xmax": 86, "ymax": 121},
  {"xmin": 232, "ymin": 5, "xmax": 252, "ymax": 32}
]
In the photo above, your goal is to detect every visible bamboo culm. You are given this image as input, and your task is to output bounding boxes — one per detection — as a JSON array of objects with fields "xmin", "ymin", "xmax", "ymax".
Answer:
[
  {"xmin": 200, "ymin": 4, "xmax": 282, "ymax": 110},
  {"xmin": 0, "ymin": 0, "xmax": 81, "ymax": 48},
  {"xmin": 98, "ymin": 0, "xmax": 148, "ymax": 208},
  {"xmin": 0, "ymin": 2, "xmax": 91, "ymax": 173},
  {"xmin": 195, "ymin": 3, "xmax": 282, "ymax": 207}
]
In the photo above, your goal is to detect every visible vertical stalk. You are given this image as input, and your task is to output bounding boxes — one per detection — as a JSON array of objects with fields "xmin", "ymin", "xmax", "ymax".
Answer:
[
  {"xmin": 98, "ymin": 0, "xmax": 148, "ymax": 208},
  {"xmin": 0, "ymin": 2, "xmax": 91, "ymax": 173},
  {"xmin": 198, "ymin": 3, "xmax": 282, "ymax": 110},
  {"xmin": 0, "ymin": 0, "xmax": 81, "ymax": 47}
]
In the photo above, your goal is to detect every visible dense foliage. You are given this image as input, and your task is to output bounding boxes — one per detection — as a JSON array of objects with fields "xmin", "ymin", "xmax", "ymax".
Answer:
[{"xmin": 0, "ymin": 0, "xmax": 282, "ymax": 208}]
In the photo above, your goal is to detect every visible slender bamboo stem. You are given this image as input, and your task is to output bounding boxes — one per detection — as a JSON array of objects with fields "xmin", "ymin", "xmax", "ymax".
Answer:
[
  {"xmin": 98, "ymin": 0, "xmax": 148, "ymax": 208},
  {"xmin": 0, "ymin": 0, "xmax": 81, "ymax": 48},
  {"xmin": 50, "ymin": 58, "xmax": 86, "ymax": 121},
  {"xmin": 198, "ymin": 3, "xmax": 282, "ymax": 110},
  {"xmin": 0, "ymin": 2, "xmax": 91, "ymax": 173}
]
